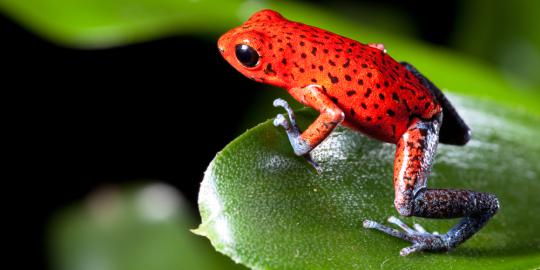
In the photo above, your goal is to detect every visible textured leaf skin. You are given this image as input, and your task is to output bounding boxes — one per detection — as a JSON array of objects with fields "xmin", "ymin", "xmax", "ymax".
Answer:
[{"xmin": 196, "ymin": 95, "xmax": 540, "ymax": 270}]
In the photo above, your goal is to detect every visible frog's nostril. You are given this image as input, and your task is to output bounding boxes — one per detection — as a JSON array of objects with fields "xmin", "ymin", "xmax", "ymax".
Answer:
[{"xmin": 218, "ymin": 46, "xmax": 225, "ymax": 53}]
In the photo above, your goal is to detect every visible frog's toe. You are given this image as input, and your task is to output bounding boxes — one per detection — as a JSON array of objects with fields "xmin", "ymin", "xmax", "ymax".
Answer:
[
  {"xmin": 400, "ymin": 243, "xmax": 426, "ymax": 256},
  {"xmin": 273, "ymin": 98, "xmax": 300, "ymax": 128},
  {"xmin": 413, "ymin": 223, "xmax": 427, "ymax": 233},
  {"xmin": 273, "ymin": 98, "xmax": 289, "ymax": 109},
  {"xmin": 363, "ymin": 219, "xmax": 407, "ymax": 239},
  {"xmin": 273, "ymin": 114, "xmax": 289, "ymax": 128},
  {"xmin": 398, "ymin": 233, "xmax": 448, "ymax": 256},
  {"xmin": 304, "ymin": 153, "xmax": 322, "ymax": 173},
  {"xmin": 387, "ymin": 216, "xmax": 416, "ymax": 234},
  {"xmin": 363, "ymin": 217, "xmax": 449, "ymax": 256},
  {"xmin": 273, "ymin": 98, "xmax": 295, "ymax": 118}
]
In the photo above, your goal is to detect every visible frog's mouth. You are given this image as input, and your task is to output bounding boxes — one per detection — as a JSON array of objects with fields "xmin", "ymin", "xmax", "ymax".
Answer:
[
  {"xmin": 217, "ymin": 29, "xmax": 233, "ymax": 55},
  {"xmin": 217, "ymin": 35, "xmax": 227, "ymax": 54}
]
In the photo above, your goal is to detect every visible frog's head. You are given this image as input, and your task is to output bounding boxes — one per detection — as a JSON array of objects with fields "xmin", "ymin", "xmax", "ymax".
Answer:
[{"xmin": 218, "ymin": 10, "xmax": 289, "ymax": 88}]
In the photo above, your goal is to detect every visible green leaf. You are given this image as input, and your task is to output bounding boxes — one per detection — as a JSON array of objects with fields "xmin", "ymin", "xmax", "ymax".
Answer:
[{"xmin": 195, "ymin": 95, "xmax": 540, "ymax": 270}]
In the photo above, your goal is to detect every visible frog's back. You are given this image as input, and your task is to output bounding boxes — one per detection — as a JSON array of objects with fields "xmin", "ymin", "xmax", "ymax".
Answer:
[{"xmin": 233, "ymin": 10, "xmax": 441, "ymax": 143}]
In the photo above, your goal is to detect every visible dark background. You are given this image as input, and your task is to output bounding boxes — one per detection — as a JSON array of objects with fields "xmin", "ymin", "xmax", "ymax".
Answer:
[{"xmin": 3, "ymin": 1, "xmax": 460, "ymax": 268}]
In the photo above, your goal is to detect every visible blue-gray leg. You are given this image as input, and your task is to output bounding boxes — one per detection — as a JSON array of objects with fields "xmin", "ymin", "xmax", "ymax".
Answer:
[
  {"xmin": 364, "ymin": 190, "xmax": 499, "ymax": 256},
  {"xmin": 364, "ymin": 217, "xmax": 446, "ymax": 256},
  {"xmin": 273, "ymin": 98, "xmax": 321, "ymax": 172},
  {"xmin": 363, "ymin": 114, "xmax": 499, "ymax": 256}
]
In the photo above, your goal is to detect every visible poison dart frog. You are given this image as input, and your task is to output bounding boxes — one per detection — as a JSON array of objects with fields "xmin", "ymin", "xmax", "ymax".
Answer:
[{"xmin": 218, "ymin": 9, "xmax": 499, "ymax": 256}]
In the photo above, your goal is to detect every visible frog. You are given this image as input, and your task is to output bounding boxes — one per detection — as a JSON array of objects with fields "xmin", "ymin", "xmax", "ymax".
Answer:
[{"xmin": 217, "ymin": 9, "xmax": 499, "ymax": 256}]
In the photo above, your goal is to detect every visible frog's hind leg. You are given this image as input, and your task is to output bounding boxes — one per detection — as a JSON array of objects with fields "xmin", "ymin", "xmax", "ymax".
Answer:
[
  {"xmin": 400, "ymin": 62, "xmax": 471, "ymax": 146},
  {"xmin": 363, "ymin": 114, "xmax": 499, "ymax": 256}
]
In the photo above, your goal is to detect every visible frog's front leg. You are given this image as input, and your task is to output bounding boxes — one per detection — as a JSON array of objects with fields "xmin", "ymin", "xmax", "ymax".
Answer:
[
  {"xmin": 273, "ymin": 99, "xmax": 321, "ymax": 171},
  {"xmin": 273, "ymin": 84, "xmax": 344, "ymax": 171},
  {"xmin": 363, "ymin": 114, "xmax": 499, "ymax": 256}
]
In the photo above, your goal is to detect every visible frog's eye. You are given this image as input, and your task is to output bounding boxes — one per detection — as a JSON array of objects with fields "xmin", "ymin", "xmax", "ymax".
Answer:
[{"xmin": 235, "ymin": 44, "xmax": 260, "ymax": 68}]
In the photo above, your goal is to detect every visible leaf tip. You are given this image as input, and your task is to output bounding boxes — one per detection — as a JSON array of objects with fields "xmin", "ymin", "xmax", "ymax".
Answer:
[{"xmin": 190, "ymin": 226, "xmax": 208, "ymax": 237}]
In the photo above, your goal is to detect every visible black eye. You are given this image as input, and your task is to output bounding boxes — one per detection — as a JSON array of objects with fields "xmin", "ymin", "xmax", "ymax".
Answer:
[{"xmin": 235, "ymin": 44, "xmax": 260, "ymax": 67}]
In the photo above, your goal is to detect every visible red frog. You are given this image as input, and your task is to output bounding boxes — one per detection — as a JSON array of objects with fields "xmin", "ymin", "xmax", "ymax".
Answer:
[{"xmin": 218, "ymin": 9, "xmax": 499, "ymax": 256}]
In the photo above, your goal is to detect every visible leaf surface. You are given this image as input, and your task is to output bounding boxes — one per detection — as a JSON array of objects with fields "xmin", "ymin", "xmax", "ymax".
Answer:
[{"xmin": 196, "ymin": 95, "xmax": 540, "ymax": 270}]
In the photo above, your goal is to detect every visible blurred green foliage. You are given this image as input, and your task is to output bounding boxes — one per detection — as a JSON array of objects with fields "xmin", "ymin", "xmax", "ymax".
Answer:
[
  {"xmin": 453, "ymin": 0, "xmax": 540, "ymax": 92},
  {"xmin": 48, "ymin": 183, "xmax": 245, "ymax": 270},
  {"xmin": 0, "ymin": 0, "xmax": 240, "ymax": 47}
]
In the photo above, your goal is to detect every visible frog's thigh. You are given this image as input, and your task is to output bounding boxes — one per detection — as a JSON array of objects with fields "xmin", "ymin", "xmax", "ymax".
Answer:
[{"xmin": 400, "ymin": 61, "xmax": 471, "ymax": 146}]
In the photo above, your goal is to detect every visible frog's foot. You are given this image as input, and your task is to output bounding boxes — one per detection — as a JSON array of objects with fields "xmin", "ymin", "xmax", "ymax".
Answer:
[
  {"xmin": 273, "ymin": 98, "xmax": 301, "ymax": 135},
  {"xmin": 363, "ymin": 216, "xmax": 449, "ymax": 256},
  {"xmin": 273, "ymin": 98, "xmax": 321, "ymax": 173}
]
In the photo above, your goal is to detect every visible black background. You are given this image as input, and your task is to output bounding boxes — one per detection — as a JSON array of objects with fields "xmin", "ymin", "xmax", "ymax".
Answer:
[{"xmin": 1, "ymin": 1, "xmax": 458, "ymax": 268}]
